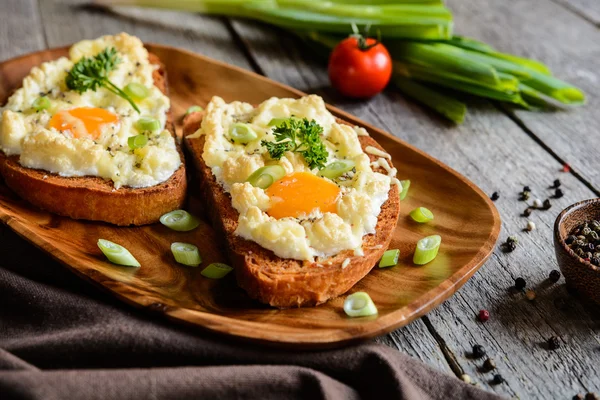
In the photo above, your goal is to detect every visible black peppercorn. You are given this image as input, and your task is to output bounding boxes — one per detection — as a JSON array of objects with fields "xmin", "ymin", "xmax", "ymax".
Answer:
[
  {"xmin": 574, "ymin": 395, "xmax": 585, "ymax": 400},
  {"xmin": 585, "ymin": 393, "xmax": 599, "ymax": 400},
  {"xmin": 552, "ymin": 179, "xmax": 561, "ymax": 188},
  {"xmin": 547, "ymin": 336, "xmax": 561, "ymax": 350},
  {"xmin": 543, "ymin": 199, "xmax": 552, "ymax": 209},
  {"xmin": 566, "ymin": 235, "xmax": 577, "ymax": 245},
  {"xmin": 592, "ymin": 257, "xmax": 600, "ymax": 266},
  {"xmin": 549, "ymin": 270, "xmax": 561, "ymax": 283},
  {"xmin": 491, "ymin": 192, "xmax": 499, "ymax": 201},
  {"xmin": 503, "ymin": 242, "xmax": 517, "ymax": 252},
  {"xmin": 514, "ymin": 277, "xmax": 526, "ymax": 290},
  {"xmin": 492, "ymin": 374, "xmax": 505, "ymax": 385},
  {"xmin": 554, "ymin": 188, "xmax": 564, "ymax": 198},
  {"xmin": 587, "ymin": 243, "xmax": 596, "ymax": 252},
  {"xmin": 472, "ymin": 344, "xmax": 486, "ymax": 358},
  {"xmin": 523, "ymin": 185, "xmax": 531, "ymax": 192},
  {"xmin": 483, "ymin": 358, "xmax": 496, "ymax": 371},
  {"xmin": 523, "ymin": 207, "xmax": 532, "ymax": 217}
]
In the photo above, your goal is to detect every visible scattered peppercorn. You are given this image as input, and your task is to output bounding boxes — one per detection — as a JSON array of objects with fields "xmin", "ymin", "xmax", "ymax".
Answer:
[
  {"xmin": 515, "ymin": 277, "xmax": 526, "ymax": 290},
  {"xmin": 526, "ymin": 221, "xmax": 536, "ymax": 231},
  {"xmin": 472, "ymin": 344, "xmax": 486, "ymax": 358},
  {"xmin": 547, "ymin": 336, "xmax": 561, "ymax": 350},
  {"xmin": 523, "ymin": 185, "xmax": 531, "ymax": 193},
  {"xmin": 585, "ymin": 393, "xmax": 599, "ymax": 400},
  {"xmin": 492, "ymin": 374, "xmax": 505, "ymax": 385},
  {"xmin": 507, "ymin": 236, "xmax": 518, "ymax": 244},
  {"xmin": 566, "ymin": 222, "xmax": 600, "ymax": 261},
  {"xmin": 478, "ymin": 309, "xmax": 490, "ymax": 322},
  {"xmin": 549, "ymin": 270, "xmax": 561, "ymax": 283},
  {"xmin": 491, "ymin": 192, "xmax": 499, "ymax": 201},
  {"xmin": 533, "ymin": 198, "xmax": 543, "ymax": 208},
  {"xmin": 562, "ymin": 163, "xmax": 571, "ymax": 173},
  {"xmin": 525, "ymin": 289, "xmax": 536, "ymax": 301},
  {"xmin": 523, "ymin": 207, "xmax": 532, "ymax": 217},
  {"xmin": 460, "ymin": 374, "xmax": 472, "ymax": 384},
  {"xmin": 543, "ymin": 199, "xmax": 552, "ymax": 209},
  {"xmin": 552, "ymin": 179, "xmax": 561, "ymax": 188},
  {"xmin": 483, "ymin": 358, "xmax": 496, "ymax": 371},
  {"xmin": 520, "ymin": 191, "xmax": 531, "ymax": 201},
  {"xmin": 554, "ymin": 188, "xmax": 564, "ymax": 198},
  {"xmin": 573, "ymin": 394, "xmax": 585, "ymax": 400}
]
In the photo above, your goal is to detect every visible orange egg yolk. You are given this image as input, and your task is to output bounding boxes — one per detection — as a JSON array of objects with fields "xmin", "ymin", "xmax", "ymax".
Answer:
[
  {"xmin": 49, "ymin": 107, "xmax": 119, "ymax": 139},
  {"xmin": 265, "ymin": 172, "xmax": 341, "ymax": 219}
]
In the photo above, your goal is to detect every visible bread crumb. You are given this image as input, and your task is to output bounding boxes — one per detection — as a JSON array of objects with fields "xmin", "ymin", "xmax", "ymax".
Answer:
[{"xmin": 42, "ymin": 175, "xmax": 48, "ymax": 180}]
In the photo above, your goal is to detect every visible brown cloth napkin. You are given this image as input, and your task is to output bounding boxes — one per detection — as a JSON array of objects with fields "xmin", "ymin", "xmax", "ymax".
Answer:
[{"xmin": 0, "ymin": 228, "xmax": 503, "ymax": 400}]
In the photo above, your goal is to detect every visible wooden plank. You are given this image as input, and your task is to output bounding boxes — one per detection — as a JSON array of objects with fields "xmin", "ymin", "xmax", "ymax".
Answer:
[
  {"xmin": 447, "ymin": 0, "xmax": 600, "ymax": 192},
  {"xmin": 228, "ymin": 19, "xmax": 600, "ymax": 399},
  {"xmin": 555, "ymin": 0, "xmax": 600, "ymax": 25},
  {"xmin": 0, "ymin": 0, "xmax": 46, "ymax": 60}
]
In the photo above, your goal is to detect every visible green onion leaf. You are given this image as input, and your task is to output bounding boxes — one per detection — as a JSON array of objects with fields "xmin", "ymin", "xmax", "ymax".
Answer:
[
  {"xmin": 409, "ymin": 207, "xmax": 434, "ymax": 223},
  {"xmin": 128, "ymin": 134, "xmax": 148, "ymax": 150},
  {"xmin": 399, "ymin": 180, "xmax": 411, "ymax": 201},
  {"xmin": 268, "ymin": 117, "xmax": 289, "ymax": 127},
  {"xmin": 246, "ymin": 165, "xmax": 286, "ymax": 189},
  {"xmin": 319, "ymin": 159, "xmax": 355, "ymax": 179},
  {"xmin": 201, "ymin": 263, "xmax": 233, "ymax": 279},
  {"xmin": 413, "ymin": 235, "xmax": 441, "ymax": 265},
  {"xmin": 123, "ymin": 82, "xmax": 150, "ymax": 101},
  {"xmin": 171, "ymin": 242, "xmax": 202, "ymax": 266},
  {"xmin": 229, "ymin": 122, "xmax": 258, "ymax": 143},
  {"xmin": 97, "ymin": 239, "xmax": 140, "ymax": 267},
  {"xmin": 135, "ymin": 117, "xmax": 160, "ymax": 132},
  {"xmin": 185, "ymin": 105, "xmax": 203, "ymax": 115},
  {"xmin": 32, "ymin": 96, "xmax": 51, "ymax": 111},
  {"xmin": 159, "ymin": 210, "xmax": 200, "ymax": 232},
  {"xmin": 343, "ymin": 292, "xmax": 378, "ymax": 317},
  {"xmin": 379, "ymin": 249, "xmax": 400, "ymax": 268}
]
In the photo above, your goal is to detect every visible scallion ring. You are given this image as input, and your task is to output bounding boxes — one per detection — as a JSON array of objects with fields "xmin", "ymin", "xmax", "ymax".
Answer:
[
  {"xmin": 185, "ymin": 105, "xmax": 203, "ymax": 116},
  {"xmin": 379, "ymin": 249, "xmax": 400, "ymax": 268},
  {"xmin": 343, "ymin": 292, "xmax": 378, "ymax": 317},
  {"xmin": 319, "ymin": 159, "xmax": 356, "ymax": 180},
  {"xmin": 97, "ymin": 239, "xmax": 140, "ymax": 267},
  {"xmin": 267, "ymin": 117, "xmax": 288, "ymax": 127},
  {"xmin": 201, "ymin": 263, "xmax": 233, "ymax": 279},
  {"xmin": 171, "ymin": 242, "xmax": 202, "ymax": 267},
  {"xmin": 409, "ymin": 207, "xmax": 434, "ymax": 223},
  {"xmin": 128, "ymin": 134, "xmax": 148, "ymax": 150},
  {"xmin": 159, "ymin": 210, "xmax": 200, "ymax": 232},
  {"xmin": 413, "ymin": 235, "xmax": 442, "ymax": 265},
  {"xmin": 135, "ymin": 117, "xmax": 160, "ymax": 132},
  {"xmin": 246, "ymin": 165, "xmax": 286, "ymax": 189},
  {"xmin": 123, "ymin": 82, "xmax": 150, "ymax": 101},
  {"xmin": 32, "ymin": 96, "xmax": 51, "ymax": 111},
  {"xmin": 229, "ymin": 123, "xmax": 258, "ymax": 143},
  {"xmin": 399, "ymin": 180, "xmax": 411, "ymax": 201}
]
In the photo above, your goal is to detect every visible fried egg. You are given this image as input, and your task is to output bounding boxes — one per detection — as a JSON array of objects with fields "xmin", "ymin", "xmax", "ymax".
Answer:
[
  {"xmin": 191, "ymin": 95, "xmax": 400, "ymax": 261},
  {"xmin": 0, "ymin": 33, "xmax": 180, "ymax": 189}
]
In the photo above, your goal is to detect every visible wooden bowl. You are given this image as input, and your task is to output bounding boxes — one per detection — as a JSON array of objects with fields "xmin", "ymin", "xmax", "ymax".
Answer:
[{"xmin": 554, "ymin": 198, "xmax": 600, "ymax": 304}]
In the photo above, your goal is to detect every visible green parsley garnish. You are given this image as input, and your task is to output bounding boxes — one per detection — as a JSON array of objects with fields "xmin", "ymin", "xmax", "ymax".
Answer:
[
  {"xmin": 262, "ymin": 117, "xmax": 328, "ymax": 170},
  {"xmin": 65, "ymin": 47, "xmax": 140, "ymax": 113}
]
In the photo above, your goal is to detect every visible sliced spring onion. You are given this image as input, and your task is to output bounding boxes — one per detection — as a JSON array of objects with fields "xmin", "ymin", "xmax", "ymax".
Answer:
[
  {"xmin": 97, "ymin": 239, "xmax": 140, "ymax": 267},
  {"xmin": 128, "ymin": 134, "xmax": 148, "ymax": 149},
  {"xmin": 201, "ymin": 263, "xmax": 233, "ymax": 279},
  {"xmin": 379, "ymin": 249, "xmax": 400, "ymax": 268},
  {"xmin": 123, "ymin": 82, "xmax": 150, "ymax": 101},
  {"xmin": 399, "ymin": 180, "xmax": 411, "ymax": 201},
  {"xmin": 185, "ymin": 105, "xmax": 203, "ymax": 115},
  {"xmin": 319, "ymin": 159, "xmax": 355, "ymax": 179},
  {"xmin": 343, "ymin": 292, "xmax": 378, "ymax": 317},
  {"xmin": 246, "ymin": 165, "xmax": 286, "ymax": 189},
  {"xmin": 159, "ymin": 210, "xmax": 200, "ymax": 232},
  {"xmin": 32, "ymin": 96, "xmax": 51, "ymax": 111},
  {"xmin": 409, "ymin": 207, "xmax": 434, "ymax": 223},
  {"xmin": 135, "ymin": 117, "xmax": 160, "ymax": 132},
  {"xmin": 229, "ymin": 123, "xmax": 258, "ymax": 143},
  {"xmin": 413, "ymin": 235, "xmax": 441, "ymax": 265},
  {"xmin": 171, "ymin": 242, "xmax": 202, "ymax": 266},
  {"xmin": 268, "ymin": 117, "xmax": 289, "ymax": 127}
]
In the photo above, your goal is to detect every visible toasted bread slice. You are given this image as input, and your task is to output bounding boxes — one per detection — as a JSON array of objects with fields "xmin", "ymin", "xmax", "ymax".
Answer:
[
  {"xmin": 183, "ymin": 110, "xmax": 400, "ymax": 308},
  {"xmin": 0, "ymin": 53, "xmax": 186, "ymax": 226}
]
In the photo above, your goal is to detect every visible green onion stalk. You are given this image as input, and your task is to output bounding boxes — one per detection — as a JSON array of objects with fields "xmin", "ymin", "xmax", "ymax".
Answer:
[{"xmin": 94, "ymin": 0, "xmax": 585, "ymax": 123}]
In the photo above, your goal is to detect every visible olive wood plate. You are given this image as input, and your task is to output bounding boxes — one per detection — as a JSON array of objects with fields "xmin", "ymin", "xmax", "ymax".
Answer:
[{"xmin": 0, "ymin": 44, "xmax": 501, "ymax": 348}]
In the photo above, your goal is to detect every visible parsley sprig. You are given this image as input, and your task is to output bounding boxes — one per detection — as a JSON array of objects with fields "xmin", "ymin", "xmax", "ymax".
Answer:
[
  {"xmin": 65, "ymin": 47, "xmax": 140, "ymax": 113},
  {"xmin": 262, "ymin": 117, "xmax": 329, "ymax": 170}
]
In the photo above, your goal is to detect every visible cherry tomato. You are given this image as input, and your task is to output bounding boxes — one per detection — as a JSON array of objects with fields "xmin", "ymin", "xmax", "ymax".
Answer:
[{"xmin": 328, "ymin": 36, "xmax": 392, "ymax": 99}]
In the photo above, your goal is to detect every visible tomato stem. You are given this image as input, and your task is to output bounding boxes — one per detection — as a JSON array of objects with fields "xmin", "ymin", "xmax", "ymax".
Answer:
[{"xmin": 350, "ymin": 23, "xmax": 382, "ymax": 52}]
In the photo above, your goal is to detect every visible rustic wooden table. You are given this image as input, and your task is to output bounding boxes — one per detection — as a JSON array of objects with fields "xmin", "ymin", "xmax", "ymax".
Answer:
[{"xmin": 2, "ymin": 0, "xmax": 599, "ymax": 398}]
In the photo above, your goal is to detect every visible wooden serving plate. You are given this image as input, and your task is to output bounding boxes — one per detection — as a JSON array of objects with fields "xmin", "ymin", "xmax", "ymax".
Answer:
[{"xmin": 0, "ymin": 44, "xmax": 501, "ymax": 348}]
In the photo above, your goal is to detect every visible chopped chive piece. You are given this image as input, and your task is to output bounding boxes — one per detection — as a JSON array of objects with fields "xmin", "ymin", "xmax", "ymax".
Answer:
[
  {"xmin": 97, "ymin": 239, "xmax": 140, "ymax": 267},
  {"xmin": 343, "ymin": 292, "xmax": 378, "ymax": 317},
  {"xmin": 413, "ymin": 235, "xmax": 441, "ymax": 265},
  {"xmin": 123, "ymin": 82, "xmax": 149, "ymax": 101},
  {"xmin": 32, "ymin": 96, "xmax": 51, "ymax": 111},
  {"xmin": 246, "ymin": 165, "xmax": 286, "ymax": 189},
  {"xmin": 159, "ymin": 210, "xmax": 200, "ymax": 232},
  {"xmin": 268, "ymin": 117, "xmax": 289, "ymax": 127},
  {"xmin": 128, "ymin": 134, "xmax": 148, "ymax": 149},
  {"xmin": 229, "ymin": 122, "xmax": 258, "ymax": 143},
  {"xmin": 135, "ymin": 117, "xmax": 160, "ymax": 132},
  {"xmin": 399, "ymin": 180, "xmax": 411, "ymax": 200},
  {"xmin": 319, "ymin": 159, "xmax": 355, "ymax": 180},
  {"xmin": 185, "ymin": 105, "xmax": 203, "ymax": 115},
  {"xmin": 171, "ymin": 242, "xmax": 202, "ymax": 266},
  {"xmin": 379, "ymin": 249, "xmax": 400, "ymax": 268},
  {"xmin": 409, "ymin": 207, "xmax": 434, "ymax": 223},
  {"xmin": 201, "ymin": 263, "xmax": 233, "ymax": 279}
]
